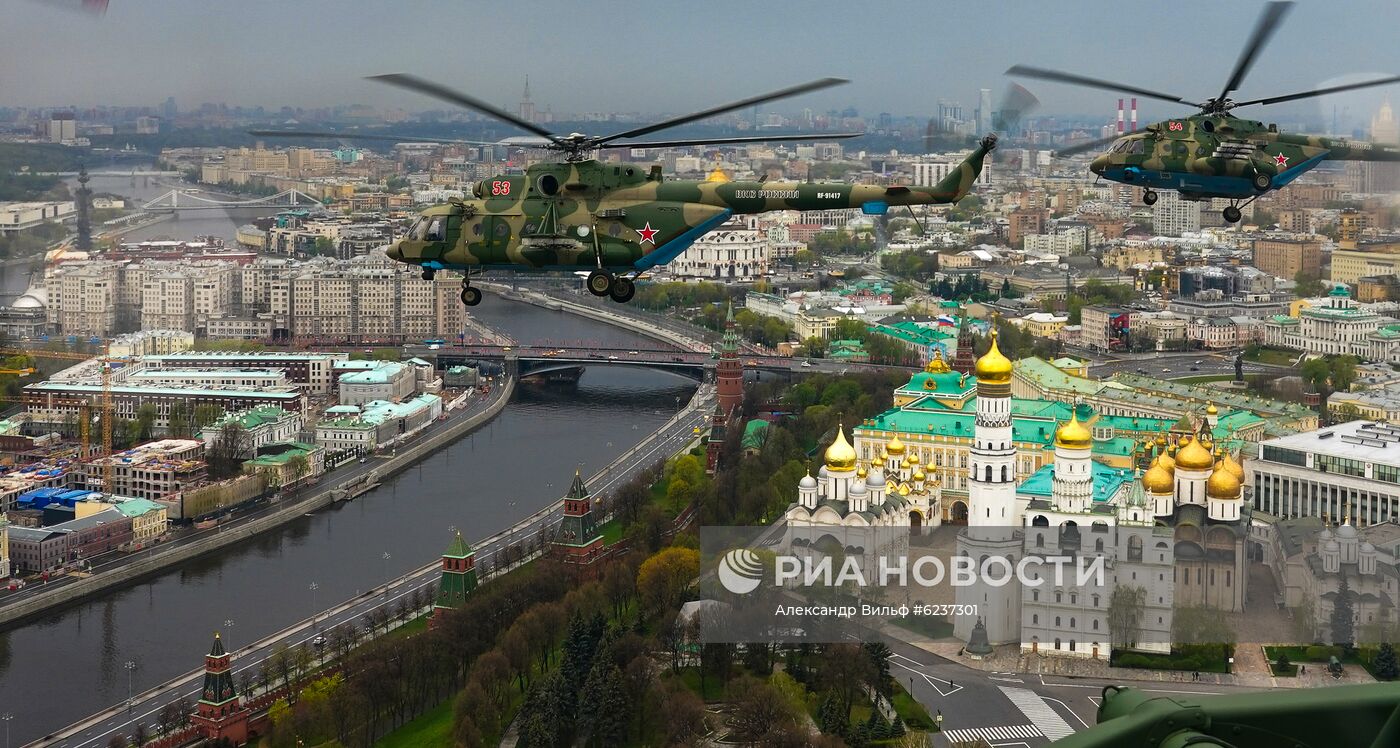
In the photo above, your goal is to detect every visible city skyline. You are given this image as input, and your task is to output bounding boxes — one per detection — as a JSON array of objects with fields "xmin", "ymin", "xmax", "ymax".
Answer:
[{"xmin": 3, "ymin": 0, "xmax": 1400, "ymax": 129}]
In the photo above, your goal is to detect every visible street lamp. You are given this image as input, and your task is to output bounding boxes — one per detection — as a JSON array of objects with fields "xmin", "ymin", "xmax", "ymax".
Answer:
[
  {"xmin": 2, "ymin": 712, "xmax": 13, "ymax": 748},
  {"xmin": 124, "ymin": 660, "xmax": 137, "ymax": 709},
  {"xmin": 308, "ymin": 582, "xmax": 319, "ymax": 621},
  {"xmin": 381, "ymin": 552, "xmax": 391, "ymax": 594}
]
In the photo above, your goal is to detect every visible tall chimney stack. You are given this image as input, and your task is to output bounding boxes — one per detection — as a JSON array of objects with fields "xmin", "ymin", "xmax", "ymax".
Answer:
[
  {"xmin": 1131, "ymin": 98, "xmax": 1138, "ymax": 132},
  {"xmin": 1117, "ymin": 99, "xmax": 1124, "ymax": 134}
]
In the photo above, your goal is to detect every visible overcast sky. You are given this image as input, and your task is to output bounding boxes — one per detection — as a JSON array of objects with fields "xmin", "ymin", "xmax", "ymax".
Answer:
[{"xmin": 5, "ymin": 0, "xmax": 1400, "ymax": 128}]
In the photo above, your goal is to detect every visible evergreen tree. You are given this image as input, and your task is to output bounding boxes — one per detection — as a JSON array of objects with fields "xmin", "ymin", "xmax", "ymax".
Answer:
[
  {"xmin": 1332, "ymin": 577, "xmax": 1356, "ymax": 650},
  {"xmin": 818, "ymin": 691, "xmax": 847, "ymax": 735},
  {"xmin": 578, "ymin": 664, "xmax": 629, "ymax": 747},
  {"xmin": 1375, "ymin": 642, "xmax": 1400, "ymax": 680}
]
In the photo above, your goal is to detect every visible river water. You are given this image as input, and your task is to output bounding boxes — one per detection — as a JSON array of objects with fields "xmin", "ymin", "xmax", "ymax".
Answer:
[{"xmin": 0, "ymin": 179, "xmax": 698, "ymax": 743}]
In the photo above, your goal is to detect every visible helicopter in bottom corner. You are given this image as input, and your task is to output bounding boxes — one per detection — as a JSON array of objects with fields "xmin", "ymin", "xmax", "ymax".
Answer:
[
  {"xmin": 255, "ymin": 73, "xmax": 993, "ymax": 307},
  {"xmin": 1008, "ymin": 1, "xmax": 1400, "ymax": 224}
]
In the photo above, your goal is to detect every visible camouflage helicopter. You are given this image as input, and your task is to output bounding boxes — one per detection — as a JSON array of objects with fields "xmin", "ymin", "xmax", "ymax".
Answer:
[
  {"xmin": 254, "ymin": 74, "xmax": 993, "ymax": 306},
  {"xmin": 1008, "ymin": 1, "xmax": 1400, "ymax": 224}
]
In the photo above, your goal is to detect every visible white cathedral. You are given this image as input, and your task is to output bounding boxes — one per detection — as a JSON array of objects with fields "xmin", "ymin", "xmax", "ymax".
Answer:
[{"xmin": 786, "ymin": 331, "xmax": 1251, "ymax": 660}]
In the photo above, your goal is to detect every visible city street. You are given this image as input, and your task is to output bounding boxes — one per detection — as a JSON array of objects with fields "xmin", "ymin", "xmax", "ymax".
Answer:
[{"xmin": 34, "ymin": 388, "xmax": 713, "ymax": 748}]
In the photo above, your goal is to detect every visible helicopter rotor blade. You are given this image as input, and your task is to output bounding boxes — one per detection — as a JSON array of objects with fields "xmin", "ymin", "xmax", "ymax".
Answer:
[
  {"xmin": 593, "ymin": 78, "xmax": 849, "ymax": 145},
  {"xmin": 1217, "ymin": 1, "xmax": 1294, "ymax": 103},
  {"xmin": 1006, "ymin": 65, "xmax": 1196, "ymax": 107},
  {"xmin": 1054, "ymin": 132, "xmax": 1125, "ymax": 158},
  {"xmin": 991, "ymin": 83, "xmax": 1040, "ymax": 134},
  {"xmin": 1234, "ymin": 74, "xmax": 1400, "ymax": 108},
  {"xmin": 367, "ymin": 73, "xmax": 563, "ymax": 144},
  {"xmin": 247, "ymin": 130, "xmax": 512, "ymax": 147},
  {"xmin": 597, "ymin": 132, "xmax": 864, "ymax": 150}
]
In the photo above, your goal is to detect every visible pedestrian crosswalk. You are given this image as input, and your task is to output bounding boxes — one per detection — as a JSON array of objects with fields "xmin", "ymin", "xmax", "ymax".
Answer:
[
  {"xmin": 941, "ymin": 723, "xmax": 1043, "ymax": 744},
  {"xmin": 998, "ymin": 686, "xmax": 1077, "ymax": 741}
]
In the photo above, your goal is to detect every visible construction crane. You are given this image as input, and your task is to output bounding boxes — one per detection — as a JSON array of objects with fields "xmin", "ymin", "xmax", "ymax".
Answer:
[{"xmin": 0, "ymin": 346, "xmax": 115, "ymax": 494}]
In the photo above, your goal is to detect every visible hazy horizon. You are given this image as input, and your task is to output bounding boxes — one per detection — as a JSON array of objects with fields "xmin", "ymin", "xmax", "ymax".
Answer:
[{"xmin": 5, "ymin": 0, "xmax": 1400, "ymax": 132}]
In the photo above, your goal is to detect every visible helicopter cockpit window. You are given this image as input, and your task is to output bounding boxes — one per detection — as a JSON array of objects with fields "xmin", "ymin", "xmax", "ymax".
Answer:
[
  {"xmin": 426, "ymin": 218, "xmax": 445, "ymax": 242},
  {"xmin": 410, "ymin": 216, "xmax": 432, "ymax": 241}
]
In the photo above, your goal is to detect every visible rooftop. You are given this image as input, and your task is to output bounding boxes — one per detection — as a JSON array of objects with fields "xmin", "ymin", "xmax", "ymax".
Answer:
[
  {"xmin": 1261, "ymin": 421, "xmax": 1400, "ymax": 467},
  {"xmin": 1018, "ymin": 461, "xmax": 1135, "ymax": 505}
]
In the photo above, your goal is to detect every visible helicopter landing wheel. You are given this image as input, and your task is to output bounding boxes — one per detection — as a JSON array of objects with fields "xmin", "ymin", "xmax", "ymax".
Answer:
[
  {"xmin": 1142, "ymin": 190, "xmax": 1158, "ymax": 206},
  {"xmin": 460, "ymin": 286, "xmax": 482, "ymax": 306},
  {"xmin": 1252, "ymin": 172, "xmax": 1272, "ymax": 192},
  {"xmin": 586, "ymin": 269, "xmax": 614, "ymax": 297},
  {"xmin": 1222, "ymin": 205, "xmax": 1243, "ymax": 224},
  {"xmin": 421, "ymin": 267, "xmax": 436, "ymax": 281},
  {"xmin": 609, "ymin": 276, "xmax": 636, "ymax": 303}
]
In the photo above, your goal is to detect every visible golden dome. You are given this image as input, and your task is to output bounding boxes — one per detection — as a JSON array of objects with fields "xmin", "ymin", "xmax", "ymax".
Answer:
[
  {"xmin": 901, "ymin": 456, "xmax": 913, "ymax": 468},
  {"xmin": 1221, "ymin": 450, "xmax": 1245, "ymax": 482},
  {"xmin": 1207, "ymin": 462, "xmax": 1242, "ymax": 499},
  {"xmin": 913, "ymin": 470, "xmax": 926, "ymax": 482},
  {"xmin": 1158, "ymin": 448, "xmax": 1176, "ymax": 472},
  {"xmin": 857, "ymin": 466, "xmax": 868, "ymax": 478},
  {"xmin": 974, "ymin": 330, "xmax": 1013, "ymax": 384},
  {"xmin": 1054, "ymin": 411, "xmax": 1093, "ymax": 449},
  {"xmin": 1143, "ymin": 458, "xmax": 1174, "ymax": 494},
  {"xmin": 1206, "ymin": 402, "xmax": 1219, "ymax": 415},
  {"xmin": 908, "ymin": 452, "xmax": 921, "ymax": 465},
  {"xmin": 1175, "ymin": 435, "xmax": 1214, "ymax": 470},
  {"xmin": 1155, "ymin": 432, "xmax": 1168, "ymax": 447},
  {"xmin": 898, "ymin": 483, "xmax": 911, "ymax": 496},
  {"xmin": 886, "ymin": 432, "xmax": 906, "ymax": 456},
  {"xmin": 824, "ymin": 425, "xmax": 857, "ymax": 470}
]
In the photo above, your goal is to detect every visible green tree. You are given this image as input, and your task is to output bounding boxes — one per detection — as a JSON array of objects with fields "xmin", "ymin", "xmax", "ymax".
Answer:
[
  {"xmin": 1109, "ymin": 585, "xmax": 1147, "ymax": 650},
  {"xmin": 1294, "ymin": 270, "xmax": 1326, "ymax": 297},
  {"xmin": 1374, "ymin": 642, "xmax": 1399, "ymax": 680},
  {"xmin": 1332, "ymin": 577, "xmax": 1356, "ymax": 650}
]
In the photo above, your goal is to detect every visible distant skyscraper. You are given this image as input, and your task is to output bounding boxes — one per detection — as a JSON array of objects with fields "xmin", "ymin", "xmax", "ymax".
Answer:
[
  {"xmin": 75, "ymin": 165, "xmax": 92, "ymax": 251},
  {"xmin": 163, "ymin": 96, "xmax": 178, "ymax": 120},
  {"xmin": 1372, "ymin": 99, "xmax": 1398, "ymax": 144},
  {"xmin": 518, "ymin": 76, "xmax": 536, "ymax": 124},
  {"xmin": 977, "ymin": 88, "xmax": 992, "ymax": 133}
]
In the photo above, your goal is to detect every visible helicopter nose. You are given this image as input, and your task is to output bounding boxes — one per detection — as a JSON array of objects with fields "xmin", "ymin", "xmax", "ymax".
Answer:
[
  {"xmin": 1089, "ymin": 155, "xmax": 1108, "ymax": 175},
  {"xmin": 385, "ymin": 242, "xmax": 403, "ymax": 262}
]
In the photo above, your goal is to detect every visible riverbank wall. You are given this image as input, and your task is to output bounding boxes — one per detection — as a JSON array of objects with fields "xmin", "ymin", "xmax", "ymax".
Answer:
[{"xmin": 0, "ymin": 377, "xmax": 515, "ymax": 631}]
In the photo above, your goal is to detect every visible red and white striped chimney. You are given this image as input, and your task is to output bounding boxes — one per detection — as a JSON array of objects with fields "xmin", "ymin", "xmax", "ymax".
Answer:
[
  {"xmin": 1131, "ymin": 98, "xmax": 1138, "ymax": 132},
  {"xmin": 1117, "ymin": 99, "xmax": 1124, "ymax": 134}
]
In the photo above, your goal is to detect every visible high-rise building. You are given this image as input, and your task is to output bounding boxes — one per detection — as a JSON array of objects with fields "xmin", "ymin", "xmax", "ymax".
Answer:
[
  {"xmin": 977, "ymin": 88, "xmax": 993, "ymax": 134},
  {"xmin": 518, "ymin": 76, "xmax": 536, "ymax": 124},
  {"xmin": 1152, "ymin": 190, "xmax": 1201, "ymax": 236}
]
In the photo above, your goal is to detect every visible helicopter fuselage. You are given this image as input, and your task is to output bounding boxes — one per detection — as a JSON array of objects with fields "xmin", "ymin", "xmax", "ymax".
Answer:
[
  {"xmin": 388, "ymin": 136, "xmax": 994, "ymax": 273},
  {"xmin": 1088, "ymin": 115, "xmax": 1400, "ymax": 200}
]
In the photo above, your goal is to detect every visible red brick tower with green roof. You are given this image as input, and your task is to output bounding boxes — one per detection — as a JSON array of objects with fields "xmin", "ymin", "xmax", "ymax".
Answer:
[
  {"xmin": 551, "ymin": 470, "xmax": 604, "ymax": 579},
  {"xmin": 191, "ymin": 632, "xmax": 250, "ymax": 745},
  {"xmin": 429, "ymin": 531, "xmax": 478, "ymax": 628},
  {"xmin": 707, "ymin": 302, "xmax": 746, "ymax": 473}
]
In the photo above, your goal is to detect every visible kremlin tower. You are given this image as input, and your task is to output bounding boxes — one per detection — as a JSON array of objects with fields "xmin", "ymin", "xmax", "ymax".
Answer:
[
  {"xmin": 707, "ymin": 302, "xmax": 746, "ymax": 473},
  {"xmin": 430, "ymin": 531, "xmax": 478, "ymax": 627},
  {"xmin": 191, "ymin": 632, "xmax": 251, "ymax": 745}
]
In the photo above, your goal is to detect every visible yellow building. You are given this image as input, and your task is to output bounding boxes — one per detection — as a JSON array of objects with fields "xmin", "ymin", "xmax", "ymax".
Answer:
[
  {"xmin": 1, "ymin": 513, "xmax": 9, "ymax": 579},
  {"xmin": 1014, "ymin": 312, "xmax": 1069, "ymax": 339},
  {"xmin": 1330, "ymin": 242, "xmax": 1400, "ymax": 285},
  {"xmin": 76, "ymin": 497, "xmax": 168, "ymax": 547}
]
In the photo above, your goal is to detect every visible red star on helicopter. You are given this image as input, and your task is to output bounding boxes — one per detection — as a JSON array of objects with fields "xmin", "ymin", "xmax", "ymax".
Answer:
[
  {"xmin": 1273, "ymin": 153, "xmax": 1289, "ymax": 167},
  {"xmin": 636, "ymin": 222, "xmax": 659, "ymax": 244}
]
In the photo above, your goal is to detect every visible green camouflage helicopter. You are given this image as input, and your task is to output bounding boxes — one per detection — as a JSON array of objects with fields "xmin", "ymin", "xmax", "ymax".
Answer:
[
  {"xmin": 1008, "ymin": 1, "xmax": 1400, "ymax": 223},
  {"xmin": 255, "ymin": 74, "xmax": 993, "ymax": 306}
]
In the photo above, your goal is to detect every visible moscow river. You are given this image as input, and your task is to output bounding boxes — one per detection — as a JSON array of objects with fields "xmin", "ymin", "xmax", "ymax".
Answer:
[{"xmin": 0, "ymin": 174, "xmax": 699, "ymax": 743}]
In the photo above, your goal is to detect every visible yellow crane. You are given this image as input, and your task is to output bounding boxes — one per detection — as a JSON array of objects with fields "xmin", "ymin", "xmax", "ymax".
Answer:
[{"xmin": 0, "ymin": 346, "xmax": 115, "ymax": 493}]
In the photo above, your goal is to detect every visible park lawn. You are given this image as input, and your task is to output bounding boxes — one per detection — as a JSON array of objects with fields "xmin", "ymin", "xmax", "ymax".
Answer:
[
  {"xmin": 599, "ymin": 517, "xmax": 625, "ymax": 545},
  {"xmin": 374, "ymin": 699, "xmax": 453, "ymax": 748},
  {"xmin": 1245, "ymin": 346, "xmax": 1298, "ymax": 366},
  {"xmin": 676, "ymin": 666, "xmax": 731, "ymax": 702},
  {"xmin": 891, "ymin": 684, "xmax": 936, "ymax": 731}
]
